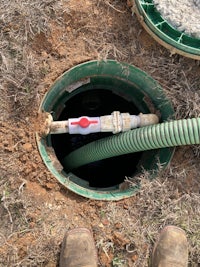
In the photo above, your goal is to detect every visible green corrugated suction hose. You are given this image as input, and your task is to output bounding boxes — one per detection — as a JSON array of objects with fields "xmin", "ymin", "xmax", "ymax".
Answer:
[{"xmin": 62, "ymin": 118, "xmax": 200, "ymax": 171}]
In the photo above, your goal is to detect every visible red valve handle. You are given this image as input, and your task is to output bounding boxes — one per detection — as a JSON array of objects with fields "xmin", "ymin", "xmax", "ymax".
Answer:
[{"xmin": 71, "ymin": 117, "xmax": 98, "ymax": 128}]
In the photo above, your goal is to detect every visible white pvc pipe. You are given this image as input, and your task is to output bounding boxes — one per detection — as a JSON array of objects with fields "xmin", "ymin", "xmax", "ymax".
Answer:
[{"xmin": 47, "ymin": 112, "xmax": 159, "ymax": 135}]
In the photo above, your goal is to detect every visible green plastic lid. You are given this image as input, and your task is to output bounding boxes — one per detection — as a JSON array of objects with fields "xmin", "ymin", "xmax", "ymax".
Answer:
[{"xmin": 133, "ymin": 0, "xmax": 200, "ymax": 60}]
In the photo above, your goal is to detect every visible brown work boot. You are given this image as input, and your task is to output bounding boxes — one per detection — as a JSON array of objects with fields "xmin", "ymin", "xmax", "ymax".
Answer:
[
  {"xmin": 152, "ymin": 225, "xmax": 188, "ymax": 267},
  {"xmin": 59, "ymin": 227, "xmax": 98, "ymax": 267}
]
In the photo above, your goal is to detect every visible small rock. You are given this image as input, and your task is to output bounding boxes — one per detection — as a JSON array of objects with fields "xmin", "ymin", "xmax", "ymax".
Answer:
[
  {"xmin": 115, "ymin": 222, "xmax": 122, "ymax": 229},
  {"xmin": 22, "ymin": 143, "xmax": 32, "ymax": 152},
  {"xmin": 102, "ymin": 219, "xmax": 110, "ymax": 226},
  {"xmin": 131, "ymin": 253, "xmax": 138, "ymax": 262},
  {"xmin": 46, "ymin": 183, "xmax": 55, "ymax": 190}
]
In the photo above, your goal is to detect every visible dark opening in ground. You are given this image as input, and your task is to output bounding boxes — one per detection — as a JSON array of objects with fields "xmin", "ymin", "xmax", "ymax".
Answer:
[{"xmin": 51, "ymin": 89, "xmax": 142, "ymax": 188}]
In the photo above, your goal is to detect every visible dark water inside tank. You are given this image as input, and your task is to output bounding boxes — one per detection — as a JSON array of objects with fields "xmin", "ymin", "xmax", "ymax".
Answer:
[{"xmin": 51, "ymin": 89, "xmax": 142, "ymax": 188}]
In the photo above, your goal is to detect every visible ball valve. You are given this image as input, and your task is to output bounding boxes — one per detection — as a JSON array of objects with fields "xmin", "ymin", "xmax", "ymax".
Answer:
[{"xmin": 43, "ymin": 111, "xmax": 159, "ymax": 135}]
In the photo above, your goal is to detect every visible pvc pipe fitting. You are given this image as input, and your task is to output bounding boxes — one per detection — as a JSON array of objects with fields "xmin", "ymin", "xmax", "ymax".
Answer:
[
  {"xmin": 100, "ymin": 112, "xmax": 159, "ymax": 133},
  {"xmin": 46, "ymin": 112, "xmax": 159, "ymax": 135},
  {"xmin": 69, "ymin": 116, "xmax": 101, "ymax": 135}
]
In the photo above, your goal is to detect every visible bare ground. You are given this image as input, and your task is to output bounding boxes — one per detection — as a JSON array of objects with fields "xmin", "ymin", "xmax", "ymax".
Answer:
[{"xmin": 0, "ymin": 0, "xmax": 200, "ymax": 266}]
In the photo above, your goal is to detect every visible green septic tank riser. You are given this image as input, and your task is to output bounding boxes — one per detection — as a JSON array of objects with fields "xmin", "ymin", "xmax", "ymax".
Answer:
[
  {"xmin": 133, "ymin": 0, "xmax": 200, "ymax": 60},
  {"xmin": 36, "ymin": 60, "xmax": 175, "ymax": 201}
]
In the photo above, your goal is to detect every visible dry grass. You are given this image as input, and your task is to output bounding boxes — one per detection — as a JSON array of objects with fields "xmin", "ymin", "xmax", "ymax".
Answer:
[
  {"xmin": 0, "ymin": 0, "xmax": 69, "ymax": 117},
  {"xmin": 147, "ymin": 55, "xmax": 200, "ymax": 119},
  {"xmin": 0, "ymin": 0, "xmax": 200, "ymax": 266},
  {"xmin": 100, "ymin": 172, "xmax": 200, "ymax": 266},
  {"xmin": 0, "ymin": 0, "xmax": 70, "ymax": 40}
]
